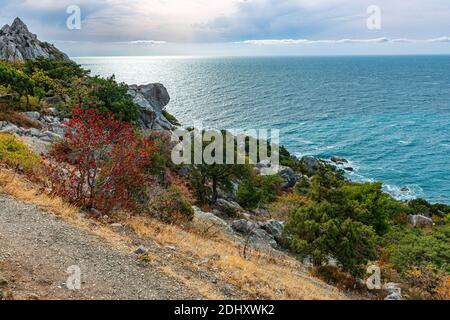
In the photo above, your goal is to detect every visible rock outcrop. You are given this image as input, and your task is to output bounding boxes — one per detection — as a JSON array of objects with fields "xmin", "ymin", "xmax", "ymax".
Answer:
[
  {"xmin": 0, "ymin": 110, "xmax": 65, "ymax": 148},
  {"xmin": 127, "ymin": 84, "xmax": 173, "ymax": 131},
  {"xmin": 408, "ymin": 215, "xmax": 435, "ymax": 228},
  {"xmin": 0, "ymin": 18, "xmax": 68, "ymax": 61}
]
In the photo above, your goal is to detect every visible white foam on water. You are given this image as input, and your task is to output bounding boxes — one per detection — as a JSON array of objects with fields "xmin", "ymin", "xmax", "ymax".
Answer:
[{"xmin": 383, "ymin": 184, "xmax": 424, "ymax": 201}]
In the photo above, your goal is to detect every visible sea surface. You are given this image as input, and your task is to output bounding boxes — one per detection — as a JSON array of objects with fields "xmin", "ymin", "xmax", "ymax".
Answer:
[{"xmin": 74, "ymin": 56, "xmax": 450, "ymax": 204}]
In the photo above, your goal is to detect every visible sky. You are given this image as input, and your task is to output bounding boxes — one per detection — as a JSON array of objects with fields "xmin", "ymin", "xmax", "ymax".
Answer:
[{"xmin": 1, "ymin": 0, "xmax": 450, "ymax": 56}]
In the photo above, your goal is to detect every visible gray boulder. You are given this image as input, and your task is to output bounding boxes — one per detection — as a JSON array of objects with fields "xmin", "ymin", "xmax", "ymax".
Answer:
[
  {"xmin": 135, "ymin": 245, "xmax": 148, "ymax": 255},
  {"xmin": 39, "ymin": 130, "xmax": 62, "ymax": 142},
  {"xmin": 216, "ymin": 199, "xmax": 244, "ymax": 213},
  {"xmin": 193, "ymin": 207, "xmax": 232, "ymax": 232},
  {"xmin": 231, "ymin": 219, "xmax": 278, "ymax": 248},
  {"xmin": 259, "ymin": 220, "xmax": 284, "ymax": 241},
  {"xmin": 231, "ymin": 219, "xmax": 259, "ymax": 234},
  {"xmin": 128, "ymin": 83, "xmax": 172, "ymax": 131},
  {"xmin": 0, "ymin": 123, "xmax": 19, "ymax": 133},
  {"xmin": 384, "ymin": 283, "xmax": 403, "ymax": 301},
  {"xmin": 331, "ymin": 156, "xmax": 349, "ymax": 164},
  {"xmin": 302, "ymin": 156, "xmax": 320, "ymax": 175},
  {"xmin": 279, "ymin": 166, "xmax": 300, "ymax": 190},
  {"xmin": 23, "ymin": 111, "xmax": 41, "ymax": 121},
  {"xmin": 408, "ymin": 215, "xmax": 435, "ymax": 228}
]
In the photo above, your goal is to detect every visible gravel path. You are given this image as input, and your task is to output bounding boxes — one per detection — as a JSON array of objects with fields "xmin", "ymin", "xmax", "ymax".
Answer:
[{"xmin": 0, "ymin": 194, "xmax": 201, "ymax": 300}]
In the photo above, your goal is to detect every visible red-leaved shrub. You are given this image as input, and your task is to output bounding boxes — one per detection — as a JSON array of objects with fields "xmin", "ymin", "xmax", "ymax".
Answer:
[{"xmin": 46, "ymin": 107, "xmax": 156, "ymax": 213}]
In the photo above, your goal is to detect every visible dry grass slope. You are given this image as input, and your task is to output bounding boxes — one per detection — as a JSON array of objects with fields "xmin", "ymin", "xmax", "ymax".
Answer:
[{"xmin": 0, "ymin": 168, "xmax": 347, "ymax": 300}]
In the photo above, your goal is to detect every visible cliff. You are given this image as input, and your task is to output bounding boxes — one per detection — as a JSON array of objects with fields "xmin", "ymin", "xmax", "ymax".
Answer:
[{"xmin": 0, "ymin": 17, "xmax": 68, "ymax": 61}]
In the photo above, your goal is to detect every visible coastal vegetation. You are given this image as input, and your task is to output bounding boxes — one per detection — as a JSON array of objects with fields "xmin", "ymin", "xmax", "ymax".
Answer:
[{"xmin": 1, "ymin": 56, "xmax": 449, "ymax": 300}]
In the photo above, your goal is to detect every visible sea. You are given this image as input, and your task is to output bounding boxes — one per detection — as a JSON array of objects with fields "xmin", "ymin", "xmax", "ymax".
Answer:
[{"xmin": 74, "ymin": 55, "xmax": 450, "ymax": 204}]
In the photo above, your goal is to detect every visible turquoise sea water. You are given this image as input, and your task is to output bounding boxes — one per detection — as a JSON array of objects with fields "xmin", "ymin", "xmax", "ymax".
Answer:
[{"xmin": 75, "ymin": 56, "xmax": 450, "ymax": 204}]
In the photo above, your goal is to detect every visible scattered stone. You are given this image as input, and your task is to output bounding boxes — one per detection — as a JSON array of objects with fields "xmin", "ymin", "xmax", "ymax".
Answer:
[
  {"xmin": 0, "ymin": 123, "xmax": 19, "ymax": 133},
  {"xmin": 135, "ymin": 245, "xmax": 148, "ymax": 255},
  {"xmin": 110, "ymin": 223, "xmax": 123, "ymax": 228},
  {"xmin": 279, "ymin": 166, "xmax": 299, "ymax": 190},
  {"xmin": 408, "ymin": 215, "xmax": 435, "ymax": 228},
  {"xmin": 384, "ymin": 283, "xmax": 403, "ymax": 300},
  {"xmin": 344, "ymin": 167, "xmax": 354, "ymax": 172},
  {"xmin": 331, "ymin": 156, "xmax": 349, "ymax": 164},
  {"xmin": 22, "ymin": 111, "xmax": 41, "ymax": 121},
  {"xmin": 39, "ymin": 130, "xmax": 62, "ymax": 142},
  {"xmin": 29, "ymin": 128, "xmax": 41, "ymax": 137}
]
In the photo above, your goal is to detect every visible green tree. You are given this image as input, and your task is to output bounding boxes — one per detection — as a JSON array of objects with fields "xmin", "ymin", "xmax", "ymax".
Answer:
[
  {"xmin": 342, "ymin": 182, "xmax": 401, "ymax": 235},
  {"xmin": 30, "ymin": 70, "xmax": 54, "ymax": 102},
  {"xmin": 0, "ymin": 62, "xmax": 35, "ymax": 110},
  {"xmin": 237, "ymin": 174, "xmax": 283, "ymax": 209},
  {"xmin": 285, "ymin": 169, "xmax": 377, "ymax": 275},
  {"xmin": 82, "ymin": 76, "xmax": 139, "ymax": 122}
]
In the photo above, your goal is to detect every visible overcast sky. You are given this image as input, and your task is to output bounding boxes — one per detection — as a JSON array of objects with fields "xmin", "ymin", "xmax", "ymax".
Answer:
[{"xmin": 1, "ymin": 0, "xmax": 450, "ymax": 56}]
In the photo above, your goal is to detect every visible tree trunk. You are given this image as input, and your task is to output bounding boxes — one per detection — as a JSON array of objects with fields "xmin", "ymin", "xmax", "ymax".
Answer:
[
  {"xmin": 25, "ymin": 95, "xmax": 30, "ymax": 111},
  {"xmin": 212, "ymin": 176, "xmax": 218, "ymax": 204}
]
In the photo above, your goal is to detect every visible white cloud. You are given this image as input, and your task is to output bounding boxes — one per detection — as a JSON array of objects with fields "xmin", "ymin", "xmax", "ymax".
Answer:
[
  {"xmin": 239, "ymin": 37, "xmax": 450, "ymax": 45},
  {"xmin": 129, "ymin": 40, "xmax": 167, "ymax": 45}
]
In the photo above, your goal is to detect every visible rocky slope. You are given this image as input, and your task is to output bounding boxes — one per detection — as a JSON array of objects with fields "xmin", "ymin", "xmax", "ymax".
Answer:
[{"xmin": 0, "ymin": 17, "xmax": 68, "ymax": 61}]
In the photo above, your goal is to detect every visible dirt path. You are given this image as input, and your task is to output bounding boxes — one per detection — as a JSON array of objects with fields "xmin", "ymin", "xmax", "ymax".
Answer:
[{"xmin": 0, "ymin": 194, "xmax": 202, "ymax": 300}]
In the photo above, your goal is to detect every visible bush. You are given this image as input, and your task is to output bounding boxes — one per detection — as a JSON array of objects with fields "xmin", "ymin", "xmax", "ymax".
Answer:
[
  {"xmin": 82, "ymin": 76, "xmax": 139, "ymax": 122},
  {"xmin": 285, "ymin": 170, "xmax": 377, "ymax": 276},
  {"xmin": 0, "ymin": 61, "xmax": 35, "ymax": 109},
  {"xmin": 237, "ymin": 174, "xmax": 283, "ymax": 209},
  {"xmin": 380, "ymin": 224, "xmax": 450, "ymax": 273},
  {"xmin": 0, "ymin": 133, "xmax": 41, "ymax": 175},
  {"xmin": 268, "ymin": 193, "xmax": 307, "ymax": 221},
  {"xmin": 162, "ymin": 110, "xmax": 180, "ymax": 127},
  {"xmin": 147, "ymin": 185, "xmax": 194, "ymax": 223},
  {"xmin": 312, "ymin": 266, "xmax": 356, "ymax": 291},
  {"xmin": 286, "ymin": 202, "xmax": 377, "ymax": 276},
  {"xmin": 24, "ymin": 57, "xmax": 89, "ymax": 82},
  {"xmin": 342, "ymin": 182, "xmax": 404, "ymax": 235},
  {"xmin": 46, "ymin": 108, "xmax": 156, "ymax": 212}
]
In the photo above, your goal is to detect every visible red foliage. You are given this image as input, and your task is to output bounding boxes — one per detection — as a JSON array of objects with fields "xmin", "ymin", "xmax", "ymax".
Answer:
[{"xmin": 46, "ymin": 107, "xmax": 156, "ymax": 213}]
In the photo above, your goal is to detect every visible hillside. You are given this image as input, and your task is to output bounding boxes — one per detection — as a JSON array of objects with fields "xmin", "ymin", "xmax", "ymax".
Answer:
[{"xmin": 1, "ymin": 18, "xmax": 449, "ymax": 301}]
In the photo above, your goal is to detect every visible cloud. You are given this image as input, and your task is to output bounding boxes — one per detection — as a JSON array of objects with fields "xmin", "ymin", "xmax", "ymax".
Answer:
[
  {"xmin": 1, "ymin": 0, "xmax": 450, "ymax": 46},
  {"xmin": 239, "ymin": 37, "xmax": 450, "ymax": 45},
  {"xmin": 129, "ymin": 40, "xmax": 167, "ymax": 45}
]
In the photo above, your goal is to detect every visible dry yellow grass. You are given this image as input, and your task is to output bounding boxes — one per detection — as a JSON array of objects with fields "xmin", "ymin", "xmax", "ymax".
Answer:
[
  {"xmin": 0, "ymin": 168, "xmax": 130, "ymax": 248},
  {"xmin": 0, "ymin": 168, "xmax": 347, "ymax": 300},
  {"xmin": 126, "ymin": 215, "xmax": 346, "ymax": 300}
]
